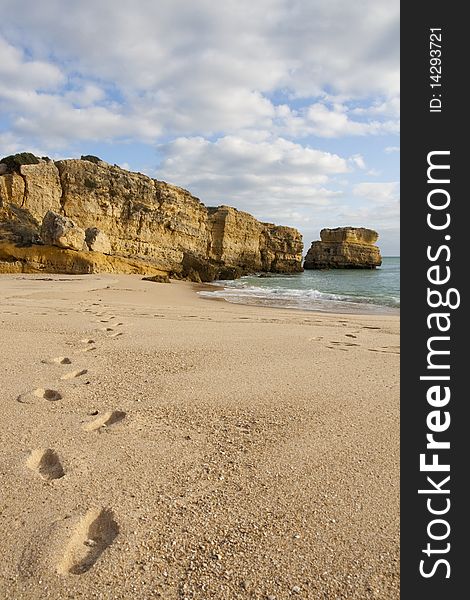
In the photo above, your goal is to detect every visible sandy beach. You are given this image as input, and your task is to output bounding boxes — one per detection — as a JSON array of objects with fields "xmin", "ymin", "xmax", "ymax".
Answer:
[{"xmin": 0, "ymin": 274, "xmax": 399, "ymax": 599}]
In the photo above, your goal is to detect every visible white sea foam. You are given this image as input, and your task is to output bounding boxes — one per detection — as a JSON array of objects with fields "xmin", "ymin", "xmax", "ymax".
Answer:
[
  {"xmin": 198, "ymin": 258, "xmax": 400, "ymax": 314},
  {"xmin": 199, "ymin": 286, "xmax": 399, "ymax": 314}
]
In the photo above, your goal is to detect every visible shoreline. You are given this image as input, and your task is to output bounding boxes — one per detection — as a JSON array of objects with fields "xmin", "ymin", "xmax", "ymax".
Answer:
[
  {"xmin": 0, "ymin": 273, "xmax": 399, "ymax": 599},
  {"xmin": 194, "ymin": 280, "xmax": 400, "ymax": 317}
]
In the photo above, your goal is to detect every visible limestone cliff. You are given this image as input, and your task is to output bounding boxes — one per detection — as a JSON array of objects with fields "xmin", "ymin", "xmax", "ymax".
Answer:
[
  {"xmin": 304, "ymin": 227, "xmax": 382, "ymax": 269},
  {"xmin": 0, "ymin": 155, "xmax": 303, "ymax": 278}
]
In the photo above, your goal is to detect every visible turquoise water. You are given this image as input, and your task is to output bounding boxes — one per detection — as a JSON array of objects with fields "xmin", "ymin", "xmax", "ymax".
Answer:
[{"xmin": 199, "ymin": 257, "xmax": 400, "ymax": 314}]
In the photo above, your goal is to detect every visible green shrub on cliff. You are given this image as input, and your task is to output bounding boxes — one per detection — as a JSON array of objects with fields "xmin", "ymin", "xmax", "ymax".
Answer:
[
  {"xmin": 80, "ymin": 155, "xmax": 102, "ymax": 164},
  {"xmin": 0, "ymin": 153, "xmax": 40, "ymax": 172}
]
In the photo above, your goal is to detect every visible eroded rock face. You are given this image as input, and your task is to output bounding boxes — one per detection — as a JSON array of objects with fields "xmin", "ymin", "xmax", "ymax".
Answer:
[
  {"xmin": 55, "ymin": 160, "xmax": 214, "ymax": 272},
  {"xmin": 0, "ymin": 242, "xmax": 170, "ymax": 275},
  {"xmin": 142, "ymin": 274, "xmax": 170, "ymax": 284},
  {"xmin": 261, "ymin": 224, "xmax": 304, "ymax": 273},
  {"xmin": 85, "ymin": 227, "xmax": 112, "ymax": 254},
  {"xmin": 320, "ymin": 227, "xmax": 379, "ymax": 245},
  {"xmin": 19, "ymin": 162, "xmax": 63, "ymax": 221},
  {"xmin": 208, "ymin": 206, "xmax": 303, "ymax": 273},
  {"xmin": 41, "ymin": 211, "xmax": 87, "ymax": 252},
  {"xmin": 0, "ymin": 156, "xmax": 303, "ymax": 278},
  {"xmin": 304, "ymin": 227, "xmax": 382, "ymax": 269}
]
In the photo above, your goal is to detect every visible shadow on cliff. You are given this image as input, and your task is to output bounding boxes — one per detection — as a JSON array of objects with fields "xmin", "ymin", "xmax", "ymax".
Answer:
[
  {"xmin": 0, "ymin": 204, "xmax": 41, "ymax": 246},
  {"xmin": 180, "ymin": 252, "xmax": 243, "ymax": 283}
]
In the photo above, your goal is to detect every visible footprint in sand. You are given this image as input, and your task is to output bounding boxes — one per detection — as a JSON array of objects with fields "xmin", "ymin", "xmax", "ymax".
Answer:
[
  {"xmin": 108, "ymin": 332, "xmax": 123, "ymax": 338},
  {"xmin": 57, "ymin": 508, "xmax": 119, "ymax": 575},
  {"xmin": 368, "ymin": 347, "xmax": 400, "ymax": 355},
  {"xmin": 37, "ymin": 388, "xmax": 63, "ymax": 401},
  {"xmin": 330, "ymin": 340, "xmax": 360, "ymax": 347},
  {"xmin": 77, "ymin": 346, "xmax": 97, "ymax": 353},
  {"xmin": 41, "ymin": 357, "xmax": 72, "ymax": 365},
  {"xmin": 83, "ymin": 411, "xmax": 126, "ymax": 432},
  {"xmin": 80, "ymin": 339, "xmax": 96, "ymax": 344},
  {"xmin": 99, "ymin": 327, "xmax": 114, "ymax": 332},
  {"xmin": 27, "ymin": 449, "xmax": 65, "ymax": 480},
  {"xmin": 17, "ymin": 388, "xmax": 63, "ymax": 403},
  {"xmin": 345, "ymin": 334, "xmax": 357, "ymax": 339},
  {"xmin": 61, "ymin": 369, "xmax": 88, "ymax": 380}
]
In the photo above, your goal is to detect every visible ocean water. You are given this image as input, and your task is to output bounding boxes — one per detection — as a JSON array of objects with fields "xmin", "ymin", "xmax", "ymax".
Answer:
[{"xmin": 198, "ymin": 257, "xmax": 400, "ymax": 314}]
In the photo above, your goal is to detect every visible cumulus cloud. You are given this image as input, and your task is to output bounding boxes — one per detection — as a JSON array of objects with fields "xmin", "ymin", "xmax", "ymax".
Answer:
[
  {"xmin": 0, "ymin": 0, "xmax": 400, "ymax": 252},
  {"xmin": 1, "ymin": 1, "xmax": 399, "ymax": 95},
  {"xmin": 156, "ymin": 135, "xmax": 349, "ymax": 213},
  {"xmin": 352, "ymin": 97, "xmax": 400, "ymax": 119},
  {"xmin": 1, "ymin": 1, "xmax": 399, "ymax": 142},
  {"xmin": 0, "ymin": 36, "xmax": 64, "ymax": 92},
  {"xmin": 353, "ymin": 181, "xmax": 400, "ymax": 206},
  {"xmin": 275, "ymin": 102, "xmax": 399, "ymax": 139}
]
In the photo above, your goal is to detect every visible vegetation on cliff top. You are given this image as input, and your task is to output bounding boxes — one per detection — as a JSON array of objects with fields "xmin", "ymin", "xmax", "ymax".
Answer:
[
  {"xmin": 80, "ymin": 155, "xmax": 102, "ymax": 164},
  {"xmin": 0, "ymin": 153, "xmax": 41, "ymax": 172}
]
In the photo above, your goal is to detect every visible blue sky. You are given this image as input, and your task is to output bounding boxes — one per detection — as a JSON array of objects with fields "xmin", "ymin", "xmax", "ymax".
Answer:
[{"xmin": 0, "ymin": 0, "xmax": 399, "ymax": 255}]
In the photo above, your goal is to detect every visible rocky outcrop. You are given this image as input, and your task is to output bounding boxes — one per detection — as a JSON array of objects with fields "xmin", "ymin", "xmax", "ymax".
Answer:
[
  {"xmin": 304, "ymin": 227, "xmax": 382, "ymax": 269},
  {"xmin": 85, "ymin": 227, "xmax": 112, "ymax": 254},
  {"xmin": 207, "ymin": 206, "xmax": 303, "ymax": 274},
  {"xmin": 41, "ymin": 211, "xmax": 87, "ymax": 251},
  {"xmin": 142, "ymin": 274, "xmax": 170, "ymax": 284},
  {"xmin": 0, "ymin": 155, "xmax": 303, "ymax": 279},
  {"xmin": 0, "ymin": 242, "xmax": 169, "ymax": 276}
]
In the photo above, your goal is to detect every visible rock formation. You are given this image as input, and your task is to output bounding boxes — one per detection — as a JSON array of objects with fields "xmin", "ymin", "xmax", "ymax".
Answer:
[
  {"xmin": 41, "ymin": 211, "xmax": 87, "ymax": 252},
  {"xmin": 0, "ymin": 154, "xmax": 303, "ymax": 278},
  {"xmin": 85, "ymin": 227, "xmax": 112, "ymax": 254},
  {"xmin": 304, "ymin": 227, "xmax": 382, "ymax": 269}
]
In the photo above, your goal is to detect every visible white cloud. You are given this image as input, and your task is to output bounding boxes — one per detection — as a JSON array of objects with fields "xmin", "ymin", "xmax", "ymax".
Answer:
[
  {"xmin": 156, "ymin": 135, "xmax": 349, "ymax": 215},
  {"xmin": 11, "ymin": 96, "xmax": 161, "ymax": 145},
  {"xmin": 64, "ymin": 83, "xmax": 106, "ymax": 107},
  {"xmin": 384, "ymin": 146, "xmax": 400, "ymax": 154},
  {"xmin": 273, "ymin": 101, "xmax": 399, "ymax": 139},
  {"xmin": 353, "ymin": 181, "xmax": 400, "ymax": 205},
  {"xmin": 1, "ymin": 1, "xmax": 399, "ymax": 96},
  {"xmin": 1, "ymin": 1, "xmax": 399, "ymax": 143},
  {"xmin": 0, "ymin": 131, "xmax": 53, "ymax": 158},
  {"xmin": 0, "ymin": 1, "xmax": 400, "ymax": 252},
  {"xmin": 352, "ymin": 97, "xmax": 400, "ymax": 118},
  {"xmin": 0, "ymin": 36, "xmax": 64, "ymax": 92},
  {"xmin": 349, "ymin": 154, "xmax": 366, "ymax": 170}
]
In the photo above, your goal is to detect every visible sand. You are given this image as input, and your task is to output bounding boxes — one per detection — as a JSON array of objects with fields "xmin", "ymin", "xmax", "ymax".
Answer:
[{"xmin": 0, "ymin": 274, "xmax": 399, "ymax": 599}]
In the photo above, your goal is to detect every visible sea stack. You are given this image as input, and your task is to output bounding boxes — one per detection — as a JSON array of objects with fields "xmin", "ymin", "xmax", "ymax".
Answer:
[{"xmin": 304, "ymin": 227, "xmax": 382, "ymax": 269}]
